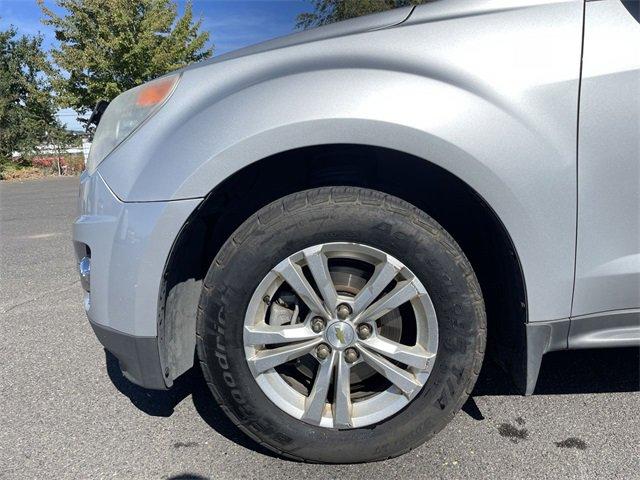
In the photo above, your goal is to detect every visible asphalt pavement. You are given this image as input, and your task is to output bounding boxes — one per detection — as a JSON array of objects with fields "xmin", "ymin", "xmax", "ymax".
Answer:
[{"xmin": 1, "ymin": 176, "xmax": 639, "ymax": 479}]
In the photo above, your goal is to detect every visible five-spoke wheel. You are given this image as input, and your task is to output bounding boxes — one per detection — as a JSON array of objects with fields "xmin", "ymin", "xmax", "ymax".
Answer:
[{"xmin": 243, "ymin": 242, "xmax": 438, "ymax": 428}]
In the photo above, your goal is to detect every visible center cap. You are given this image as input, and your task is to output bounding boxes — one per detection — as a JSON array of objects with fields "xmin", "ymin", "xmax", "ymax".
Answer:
[{"xmin": 326, "ymin": 321, "xmax": 355, "ymax": 349}]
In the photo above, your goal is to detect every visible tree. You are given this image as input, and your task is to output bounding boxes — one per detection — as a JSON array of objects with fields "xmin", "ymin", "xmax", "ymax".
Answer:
[
  {"xmin": 297, "ymin": 0, "xmax": 429, "ymax": 29},
  {"xmin": 0, "ymin": 26, "xmax": 61, "ymax": 165},
  {"xmin": 47, "ymin": 126, "xmax": 76, "ymax": 175},
  {"xmin": 39, "ymin": 0, "xmax": 213, "ymax": 118}
]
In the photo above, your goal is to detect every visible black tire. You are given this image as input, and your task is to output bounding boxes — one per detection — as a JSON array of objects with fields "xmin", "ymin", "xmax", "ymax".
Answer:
[{"xmin": 196, "ymin": 186, "xmax": 486, "ymax": 463}]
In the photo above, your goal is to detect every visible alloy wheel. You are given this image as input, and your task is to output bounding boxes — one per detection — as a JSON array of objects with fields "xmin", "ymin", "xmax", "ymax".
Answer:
[{"xmin": 243, "ymin": 242, "xmax": 438, "ymax": 429}]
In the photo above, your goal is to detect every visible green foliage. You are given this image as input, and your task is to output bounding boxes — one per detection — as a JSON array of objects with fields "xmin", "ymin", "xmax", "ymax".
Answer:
[
  {"xmin": 297, "ymin": 0, "xmax": 430, "ymax": 29},
  {"xmin": 39, "ymin": 0, "xmax": 213, "ymax": 116},
  {"xmin": 0, "ymin": 26, "xmax": 61, "ymax": 165}
]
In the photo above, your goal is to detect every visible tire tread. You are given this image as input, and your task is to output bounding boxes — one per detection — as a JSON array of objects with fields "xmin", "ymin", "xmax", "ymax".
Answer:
[{"xmin": 197, "ymin": 186, "xmax": 486, "ymax": 463}]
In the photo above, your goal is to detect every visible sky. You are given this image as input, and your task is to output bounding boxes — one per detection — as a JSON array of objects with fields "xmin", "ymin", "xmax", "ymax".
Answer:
[{"xmin": 0, "ymin": 0, "xmax": 311, "ymax": 130}]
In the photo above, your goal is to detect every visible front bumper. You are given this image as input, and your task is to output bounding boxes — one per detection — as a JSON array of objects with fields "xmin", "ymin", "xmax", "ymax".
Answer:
[
  {"xmin": 72, "ymin": 171, "xmax": 201, "ymax": 389},
  {"xmin": 90, "ymin": 320, "xmax": 166, "ymax": 389}
]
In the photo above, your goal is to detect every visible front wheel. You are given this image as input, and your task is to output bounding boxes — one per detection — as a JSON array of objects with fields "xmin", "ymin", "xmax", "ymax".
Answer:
[{"xmin": 197, "ymin": 187, "xmax": 485, "ymax": 463}]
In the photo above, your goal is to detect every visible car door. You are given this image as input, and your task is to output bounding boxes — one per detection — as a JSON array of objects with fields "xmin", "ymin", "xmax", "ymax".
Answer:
[{"xmin": 572, "ymin": 0, "xmax": 640, "ymax": 344}]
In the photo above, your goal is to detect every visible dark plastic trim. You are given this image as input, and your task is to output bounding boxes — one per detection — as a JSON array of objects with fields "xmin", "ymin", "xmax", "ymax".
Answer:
[
  {"xmin": 89, "ymin": 320, "xmax": 167, "ymax": 390},
  {"xmin": 524, "ymin": 318, "xmax": 571, "ymax": 395},
  {"xmin": 524, "ymin": 308, "xmax": 640, "ymax": 395}
]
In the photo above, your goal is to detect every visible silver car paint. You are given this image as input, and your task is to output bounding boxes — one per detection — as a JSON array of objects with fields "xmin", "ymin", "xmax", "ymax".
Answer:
[
  {"xmin": 97, "ymin": 0, "xmax": 584, "ymax": 328},
  {"xmin": 574, "ymin": 0, "xmax": 640, "ymax": 317},
  {"xmin": 73, "ymin": 0, "xmax": 640, "ymax": 389},
  {"xmin": 74, "ymin": 171, "xmax": 200, "ymax": 336}
]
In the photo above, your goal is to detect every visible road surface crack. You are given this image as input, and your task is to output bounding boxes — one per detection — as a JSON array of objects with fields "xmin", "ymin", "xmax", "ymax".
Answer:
[{"xmin": 1, "ymin": 280, "xmax": 80, "ymax": 315}]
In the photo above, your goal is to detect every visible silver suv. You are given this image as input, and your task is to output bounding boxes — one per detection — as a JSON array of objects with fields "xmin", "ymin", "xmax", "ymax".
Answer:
[{"xmin": 72, "ymin": 0, "xmax": 639, "ymax": 463}]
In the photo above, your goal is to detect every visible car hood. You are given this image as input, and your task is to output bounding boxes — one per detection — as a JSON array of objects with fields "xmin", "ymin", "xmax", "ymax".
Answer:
[{"xmin": 185, "ymin": 6, "xmax": 415, "ymax": 70}]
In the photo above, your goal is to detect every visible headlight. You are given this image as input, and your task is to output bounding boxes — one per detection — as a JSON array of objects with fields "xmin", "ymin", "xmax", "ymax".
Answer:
[{"xmin": 86, "ymin": 73, "xmax": 180, "ymax": 174}]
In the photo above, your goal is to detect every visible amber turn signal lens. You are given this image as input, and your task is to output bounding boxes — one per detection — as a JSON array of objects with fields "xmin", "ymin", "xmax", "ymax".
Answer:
[{"xmin": 136, "ymin": 75, "xmax": 178, "ymax": 107}]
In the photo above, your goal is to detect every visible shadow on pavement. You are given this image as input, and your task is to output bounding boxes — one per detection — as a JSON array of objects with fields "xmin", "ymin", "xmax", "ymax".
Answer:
[
  {"xmin": 462, "ymin": 346, "xmax": 640, "ymax": 419},
  {"xmin": 106, "ymin": 346, "xmax": 640, "ymax": 451},
  {"xmin": 474, "ymin": 346, "xmax": 639, "ymax": 396},
  {"xmin": 165, "ymin": 475, "xmax": 210, "ymax": 480},
  {"xmin": 105, "ymin": 350, "xmax": 277, "ymax": 458}
]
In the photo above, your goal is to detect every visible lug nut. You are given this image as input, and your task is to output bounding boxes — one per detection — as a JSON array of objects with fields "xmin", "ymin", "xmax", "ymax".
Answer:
[
  {"xmin": 357, "ymin": 323, "xmax": 372, "ymax": 339},
  {"xmin": 316, "ymin": 343, "xmax": 331, "ymax": 360},
  {"xmin": 311, "ymin": 317, "xmax": 326, "ymax": 333},
  {"xmin": 344, "ymin": 348, "xmax": 359, "ymax": 363},
  {"xmin": 336, "ymin": 303, "xmax": 352, "ymax": 320}
]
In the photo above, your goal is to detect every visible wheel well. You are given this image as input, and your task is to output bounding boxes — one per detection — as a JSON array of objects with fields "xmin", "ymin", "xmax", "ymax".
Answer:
[{"xmin": 159, "ymin": 144, "xmax": 527, "ymax": 390}]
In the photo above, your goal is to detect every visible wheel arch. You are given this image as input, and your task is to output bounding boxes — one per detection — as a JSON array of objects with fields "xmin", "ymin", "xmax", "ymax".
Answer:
[{"xmin": 158, "ymin": 144, "xmax": 529, "ymax": 392}]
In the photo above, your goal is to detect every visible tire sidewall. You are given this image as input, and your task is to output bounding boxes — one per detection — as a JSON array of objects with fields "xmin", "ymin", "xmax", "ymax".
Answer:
[{"xmin": 197, "ymin": 187, "xmax": 485, "ymax": 463}]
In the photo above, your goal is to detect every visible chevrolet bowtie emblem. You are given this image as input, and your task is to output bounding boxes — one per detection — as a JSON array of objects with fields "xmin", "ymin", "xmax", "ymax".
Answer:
[
  {"xmin": 327, "ymin": 321, "xmax": 354, "ymax": 349},
  {"xmin": 334, "ymin": 324, "xmax": 346, "ymax": 344}
]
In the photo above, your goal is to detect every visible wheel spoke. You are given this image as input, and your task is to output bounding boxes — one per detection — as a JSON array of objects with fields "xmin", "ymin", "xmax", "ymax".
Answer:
[
  {"xmin": 359, "ymin": 347, "xmax": 423, "ymax": 399},
  {"xmin": 301, "ymin": 353, "xmax": 336, "ymax": 425},
  {"xmin": 273, "ymin": 258, "xmax": 329, "ymax": 318},
  {"xmin": 352, "ymin": 259, "xmax": 399, "ymax": 316},
  {"xmin": 245, "ymin": 242, "xmax": 439, "ymax": 429},
  {"xmin": 356, "ymin": 279, "xmax": 419, "ymax": 323},
  {"xmin": 247, "ymin": 338, "xmax": 321, "ymax": 375},
  {"xmin": 333, "ymin": 353, "xmax": 352, "ymax": 428},
  {"xmin": 304, "ymin": 245, "xmax": 338, "ymax": 311},
  {"xmin": 244, "ymin": 323, "xmax": 318, "ymax": 346},
  {"xmin": 359, "ymin": 335, "xmax": 434, "ymax": 370}
]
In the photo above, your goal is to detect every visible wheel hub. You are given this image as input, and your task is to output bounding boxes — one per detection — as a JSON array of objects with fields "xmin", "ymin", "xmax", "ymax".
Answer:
[{"xmin": 325, "ymin": 321, "xmax": 355, "ymax": 349}]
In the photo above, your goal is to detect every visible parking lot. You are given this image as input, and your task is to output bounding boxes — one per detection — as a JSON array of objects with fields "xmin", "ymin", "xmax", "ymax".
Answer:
[{"xmin": 1, "ymin": 176, "xmax": 638, "ymax": 479}]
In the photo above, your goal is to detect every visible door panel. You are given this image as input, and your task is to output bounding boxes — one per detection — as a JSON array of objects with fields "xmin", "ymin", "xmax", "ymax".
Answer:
[{"xmin": 574, "ymin": 0, "xmax": 640, "ymax": 316}]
